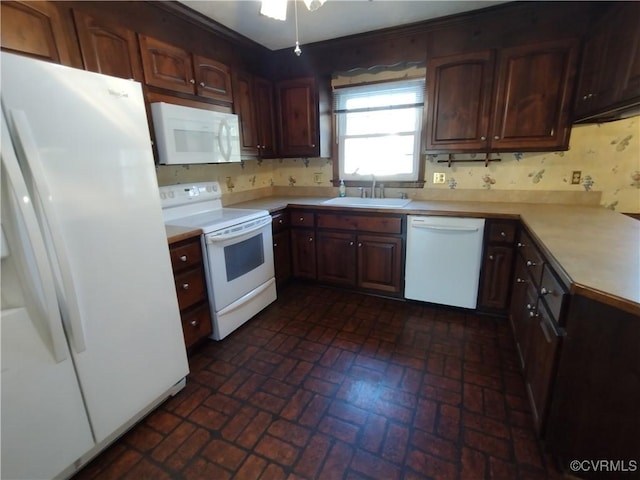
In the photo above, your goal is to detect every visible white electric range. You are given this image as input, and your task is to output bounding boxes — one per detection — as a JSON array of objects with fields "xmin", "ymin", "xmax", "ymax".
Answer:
[{"xmin": 160, "ymin": 182, "xmax": 276, "ymax": 340}]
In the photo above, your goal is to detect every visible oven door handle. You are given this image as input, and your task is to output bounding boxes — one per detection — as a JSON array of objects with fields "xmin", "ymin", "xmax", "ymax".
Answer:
[{"xmin": 205, "ymin": 216, "xmax": 271, "ymax": 243}]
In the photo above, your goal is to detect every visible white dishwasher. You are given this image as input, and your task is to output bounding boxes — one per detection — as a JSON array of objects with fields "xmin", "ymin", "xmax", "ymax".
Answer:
[{"xmin": 405, "ymin": 216, "xmax": 485, "ymax": 309}]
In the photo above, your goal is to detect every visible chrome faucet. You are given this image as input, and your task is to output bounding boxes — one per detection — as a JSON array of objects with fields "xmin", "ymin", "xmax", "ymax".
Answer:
[{"xmin": 371, "ymin": 175, "xmax": 376, "ymax": 198}]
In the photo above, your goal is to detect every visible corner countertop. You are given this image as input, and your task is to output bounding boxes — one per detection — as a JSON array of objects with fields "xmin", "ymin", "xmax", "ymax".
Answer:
[
  {"xmin": 165, "ymin": 225, "xmax": 202, "ymax": 245},
  {"xmin": 230, "ymin": 196, "xmax": 640, "ymax": 316}
]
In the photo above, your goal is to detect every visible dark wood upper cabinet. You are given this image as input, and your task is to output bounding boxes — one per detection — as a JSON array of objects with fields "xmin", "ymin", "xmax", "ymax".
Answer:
[
  {"xmin": 276, "ymin": 77, "xmax": 318, "ymax": 157},
  {"xmin": 1, "ymin": 1, "xmax": 75, "ymax": 65},
  {"xmin": 276, "ymin": 77, "xmax": 331, "ymax": 158},
  {"xmin": 138, "ymin": 35, "xmax": 233, "ymax": 103},
  {"xmin": 232, "ymin": 72, "xmax": 277, "ymax": 159},
  {"xmin": 193, "ymin": 54, "xmax": 233, "ymax": 103},
  {"xmin": 233, "ymin": 70, "xmax": 259, "ymax": 157},
  {"xmin": 254, "ymin": 76, "xmax": 277, "ymax": 158},
  {"xmin": 574, "ymin": 2, "xmax": 640, "ymax": 121},
  {"xmin": 138, "ymin": 34, "xmax": 195, "ymax": 94},
  {"xmin": 425, "ymin": 50, "xmax": 495, "ymax": 151},
  {"xmin": 491, "ymin": 39, "xmax": 578, "ymax": 151},
  {"xmin": 73, "ymin": 10, "xmax": 143, "ymax": 81},
  {"xmin": 425, "ymin": 39, "xmax": 578, "ymax": 153}
]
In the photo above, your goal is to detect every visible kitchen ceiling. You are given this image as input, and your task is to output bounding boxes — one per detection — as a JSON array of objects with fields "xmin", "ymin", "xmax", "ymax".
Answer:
[{"xmin": 179, "ymin": 0, "xmax": 508, "ymax": 51}]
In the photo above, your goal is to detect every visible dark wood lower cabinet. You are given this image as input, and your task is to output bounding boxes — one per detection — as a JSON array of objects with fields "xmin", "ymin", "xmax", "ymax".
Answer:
[
  {"xmin": 317, "ymin": 231, "xmax": 357, "ymax": 286},
  {"xmin": 357, "ymin": 234, "xmax": 403, "ymax": 294},
  {"xmin": 479, "ymin": 245, "xmax": 514, "ymax": 310},
  {"xmin": 290, "ymin": 228, "xmax": 316, "ymax": 280},
  {"xmin": 273, "ymin": 230, "xmax": 291, "ymax": 286}
]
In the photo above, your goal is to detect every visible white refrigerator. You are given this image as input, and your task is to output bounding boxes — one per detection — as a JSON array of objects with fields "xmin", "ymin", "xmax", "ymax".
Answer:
[{"xmin": 0, "ymin": 52, "xmax": 189, "ymax": 479}]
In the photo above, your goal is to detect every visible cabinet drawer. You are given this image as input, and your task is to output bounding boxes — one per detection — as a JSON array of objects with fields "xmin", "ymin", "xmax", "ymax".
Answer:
[
  {"xmin": 272, "ymin": 210, "xmax": 289, "ymax": 233},
  {"xmin": 539, "ymin": 264, "xmax": 568, "ymax": 323},
  {"xmin": 290, "ymin": 211, "xmax": 315, "ymax": 227},
  {"xmin": 174, "ymin": 267, "xmax": 207, "ymax": 310},
  {"xmin": 317, "ymin": 213, "xmax": 402, "ymax": 234},
  {"xmin": 181, "ymin": 303, "xmax": 212, "ymax": 348},
  {"xmin": 170, "ymin": 239, "xmax": 203, "ymax": 272},
  {"xmin": 488, "ymin": 221, "xmax": 516, "ymax": 244},
  {"xmin": 516, "ymin": 230, "xmax": 544, "ymax": 285}
]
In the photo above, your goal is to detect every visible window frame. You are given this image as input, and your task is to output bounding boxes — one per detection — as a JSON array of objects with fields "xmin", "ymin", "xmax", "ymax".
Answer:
[{"xmin": 331, "ymin": 79, "xmax": 426, "ymax": 188}]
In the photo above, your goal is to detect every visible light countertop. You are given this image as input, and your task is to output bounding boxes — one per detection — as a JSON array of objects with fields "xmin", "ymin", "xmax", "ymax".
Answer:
[
  {"xmin": 165, "ymin": 225, "xmax": 202, "ymax": 244},
  {"xmin": 230, "ymin": 196, "xmax": 640, "ymax": 316}
]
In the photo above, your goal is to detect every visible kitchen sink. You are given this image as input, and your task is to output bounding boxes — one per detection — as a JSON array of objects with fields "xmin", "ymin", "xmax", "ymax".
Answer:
[{"xmin": 322, "ymin": 197, "xmax": 412, "ymax": 208}]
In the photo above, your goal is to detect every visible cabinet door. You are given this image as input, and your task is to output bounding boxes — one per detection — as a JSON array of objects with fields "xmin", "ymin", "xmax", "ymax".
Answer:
[
  {"xmin": 233, "ymin": 70, "xmax": 259, "ymax": 157},
  {"xmin": 479, "ymin": 245, "xmax": 514, "ymax": 311},
  {"xmin": 73, "ymin": 10, "xmax": 143, "ymax": 81},
  {"xmin": 613, "ymin": 3, "xmax": 640, "ymax": 105},
  {"xmin": 357, "ymin": 235, "xmax": 402, "ymax": 293},
  {"xmin": 524, "ymin": 303, "xmax": 560, "ymax": 433},
  {"xmin": 138, "ymin": 35, "xmax": 195, "ymax": 94},
  {"xmin": 193, "ymin": 54, "xmax": 233, "ymax": 103},
  {"xmin": 425, "ymin": 50, "xmax": 495, "ymax": 152},
  {"xmin": 317, "ymin": 231, "xmax": 357, "ymax": 286},
  {"xmin": 273, "ymin": 230, "xmax": 291, "ymax": 286},
  {"xmin": 276, "ymin": 78, "xmax": 319, "ymax": 157},
  {"xmin": 255, "ymin": 77, "xmax": 277, "ymax": 158},
  {"xmin": 290, "ymin": 228, "xmax": 316, "ymax": 279},
  {"xmin": 1, "ymin": 1, "xmax": 73, "ymax": 65},
  {"xmin": 491, "ymin": 38, "xmax": 578, "ymax": 151}
]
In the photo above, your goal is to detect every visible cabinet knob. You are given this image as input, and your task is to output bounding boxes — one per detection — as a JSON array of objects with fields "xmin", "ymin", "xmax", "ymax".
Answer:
[
  {"xmin": 299, "ymin": 217, "xmax": 304, "ymax": 221},
  {"xmin": 494, "ymin": 135, "xmax": 500, "ymax": 140},
  {"xmin": 526, "ymin": 260, "xmax": 536, "ymax": 267},
  {"xmin": 311, "ymin": 144, "xmax": 316, "ymax": 148},
  {"xmin": 273, "ymin": 242, "xmax": 278, "ymax": 247},
  {"xmin": 308, "ymin": 237, "xmax": 313, "ymax": 242},
  {"xmin": 190, "ymin": 320, "xmax": 198, "ymax": 327},
  {"xmin": 179, "ymin": 255, "xmax": 188, "ymax": 262},
  {"xmin": 516, "ymin": 242, "xmax": 526, "ymax": 248},
  {"xmin": 349, "ymin": 241, "xmax": 354, "ymax": 246},
  {"xmin": 488, "ymin": 255, "xmax": 494, "ymax": 260},
  {"xmin": 279, "ymin": 219, "xmax": 283, "ymax": 224},
  {"xmin": 516, "ymin": 277, "xmax": 526, "ymax": 284},
  {"xmin": 199, "ymin": 82, "xmax": 205, "ymax": 87},
  {"xmin": 540, "ymin": 287, "xmax": 552, "ymax": 296},
  {"xmin": 182, "ymin": 283, "xmax": 190, "ymax": 290},
  {"xmin": 190, "ymin": 78, "xmax": 195, "ymax": 84},
  {"xmin": 528, "ymin": 311, "xmax": 538, "ymax": 318},
  {"xmin": 500, "ymin": 231, "xmax": 506, "ymax": 237},
  {"xmin": 480, "ymin": 136, "xmax": 486, "ymax": 141},
  {"xmin": 358, "ymin": 242, "xmax": 362, "ymax": 247}
]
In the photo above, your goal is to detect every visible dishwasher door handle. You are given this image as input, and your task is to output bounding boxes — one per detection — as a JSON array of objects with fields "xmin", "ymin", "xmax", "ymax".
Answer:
[{"xmin": 411, "ymin": 223, "xmax": 480, "ymax": 232}]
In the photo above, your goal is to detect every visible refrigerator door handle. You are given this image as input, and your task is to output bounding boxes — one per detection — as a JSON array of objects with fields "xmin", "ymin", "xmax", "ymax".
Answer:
[
  {"xmin": 7, "ymin": 109, "xmax": 87, "ymax": 353},
  {"xmin": 1, "ymin": 113, "xmax": 68, "ymax": 362}
]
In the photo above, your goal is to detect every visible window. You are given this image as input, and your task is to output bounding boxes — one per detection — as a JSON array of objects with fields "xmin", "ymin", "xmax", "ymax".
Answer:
[{"xmin": 334, "ymin": 79, "xmax": 425, "ymax": 183}]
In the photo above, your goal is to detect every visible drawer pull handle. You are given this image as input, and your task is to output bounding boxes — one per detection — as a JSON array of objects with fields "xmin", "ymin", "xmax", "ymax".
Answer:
[
  {"xmin": 526, "ymin": 303, "xmax": 536, "ymax": 311},
  {"xmin": 516, "ymin": 277, "xmax": 527, "ymax": 284},
  {"xmin": 529, "ymin": 311, "xmax": 538, "ymax": 318},
  {"xmin": 180, "ymin": 255, "xmax": 188, "ymax": 262},
  {"xmin": 199, "ymin": 82, "xmax": 205, "ymax": 87},
  {"xmin": 189, "ymin": 78, "xmax": 195, "ymax": 84},
  {"xmin": 540, "ymin": 287, "xmax": 553, "ymax": 296},
  {"xmin": 526, "ymin": 260, "xmax": 536, "ymax": 267},
  {"xmin": 190, "ymin": 320, "xmax": 198, "ymax": 327},
  {"xmin": 182, "ymin": 283, "xmax": 189, "ymax": 290}
]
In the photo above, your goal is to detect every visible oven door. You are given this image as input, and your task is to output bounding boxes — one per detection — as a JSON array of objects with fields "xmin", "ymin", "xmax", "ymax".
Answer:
[{"xmin": 203, "ymin": 215, "xmax": 274, "ymax": 312}]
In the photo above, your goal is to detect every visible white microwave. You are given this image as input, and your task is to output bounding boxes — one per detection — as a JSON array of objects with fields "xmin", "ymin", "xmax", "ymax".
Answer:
[{"xmin": 150, "ymin": 102, "xmax": 241, "ymax": 165}]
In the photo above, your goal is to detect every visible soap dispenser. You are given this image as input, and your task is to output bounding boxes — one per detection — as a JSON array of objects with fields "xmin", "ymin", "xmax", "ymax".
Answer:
[{"xmin": 338, "ymin": 179, "xmax": 346, "ymax": 197}]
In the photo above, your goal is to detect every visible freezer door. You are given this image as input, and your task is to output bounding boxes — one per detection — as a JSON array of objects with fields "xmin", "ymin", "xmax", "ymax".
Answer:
[
  {"xmin": 1, "ymin": 53, "xmax": 189, "ymax": 443},
  {"xmin": 1, "ymin": 115, "xmax": 95, "ymax": 480}
]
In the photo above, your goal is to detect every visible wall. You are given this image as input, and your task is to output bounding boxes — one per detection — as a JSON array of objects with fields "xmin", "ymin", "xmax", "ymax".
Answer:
[{"xmin": 156, "ymin": 116, "xmax": 639, "ymax": 213}]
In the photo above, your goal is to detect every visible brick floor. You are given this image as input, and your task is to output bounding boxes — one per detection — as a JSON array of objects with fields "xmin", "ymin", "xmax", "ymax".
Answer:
[{"xmin": 73, "ymin": 283, "xmax": 563, "ymax": 479}]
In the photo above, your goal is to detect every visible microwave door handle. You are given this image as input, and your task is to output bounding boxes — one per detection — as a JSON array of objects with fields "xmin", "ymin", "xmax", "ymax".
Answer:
[
  {"xmin": 1, "ymin": 114, "xmax": 68, "ymax": 362},
  {"xmin": 218, "ymin": 120, "xmax": 231, "ymax": 162},
  {"xmin": 206, "ymin": 216, "xmax": 270, "ymax": 243},
  {"xmin": 8, "ymin": 109, "xmax": 87, "ymax": 353}
]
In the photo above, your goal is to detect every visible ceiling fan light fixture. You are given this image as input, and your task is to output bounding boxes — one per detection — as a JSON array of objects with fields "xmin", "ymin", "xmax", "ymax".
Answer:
[
  {"xmin": 260, "ymin": 0, "xmax": 287, "ymax": 21},
  {"xmin": 303, "ymin": 0, "xmax": 326, "ymax": 12}
]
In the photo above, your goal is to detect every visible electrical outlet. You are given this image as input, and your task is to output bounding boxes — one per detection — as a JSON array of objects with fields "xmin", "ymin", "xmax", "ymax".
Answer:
[
  {"xmin": 313, "ymin": 173, "xmax": 323, "ymax": 184},
  {"xmin": 433, "ymin": 172, "xmax": 446, "ymax": 184},
  {"xmin": 571, "ymin": 171, "xmax": 582, "ymax": 184}
]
